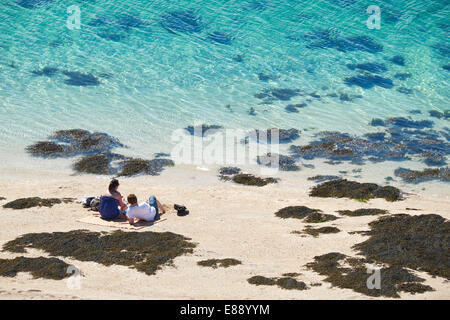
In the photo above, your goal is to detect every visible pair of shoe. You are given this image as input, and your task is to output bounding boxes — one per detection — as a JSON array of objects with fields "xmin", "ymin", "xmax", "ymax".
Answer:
[{"xmin": 174, "ymin": 204, "xmax": 189, "ymax": 216}]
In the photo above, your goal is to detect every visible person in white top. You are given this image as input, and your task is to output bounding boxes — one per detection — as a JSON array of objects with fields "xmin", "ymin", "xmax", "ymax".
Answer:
[{"xmin": 125, "ymin": 194, "xmax": 165, "ymax": 224}]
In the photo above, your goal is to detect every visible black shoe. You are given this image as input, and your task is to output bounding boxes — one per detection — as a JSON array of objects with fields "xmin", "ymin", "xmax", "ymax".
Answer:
[
  {"xmin": 177, "ymin": 209, "xmax": 189, "ymax": 216},
  {"xmin": 174, "ymin": 204, "xmax": 186, "ymax": 211}
]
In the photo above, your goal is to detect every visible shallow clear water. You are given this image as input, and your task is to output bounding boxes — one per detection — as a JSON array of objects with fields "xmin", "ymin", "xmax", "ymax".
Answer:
[{"xmin": 0, "ymin": 0, "xmax": 449, "ymax": 173}]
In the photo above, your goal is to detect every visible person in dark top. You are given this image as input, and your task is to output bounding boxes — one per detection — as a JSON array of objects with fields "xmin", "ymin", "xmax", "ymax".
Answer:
[{"xmin": 98, "ymin": 179, "xmax": 128, "ymax": 220}]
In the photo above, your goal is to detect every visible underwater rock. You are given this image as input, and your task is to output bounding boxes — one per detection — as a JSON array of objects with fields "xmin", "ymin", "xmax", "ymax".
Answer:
[
  {"xmin": 429, "ymin": 110, "xmax": 450, "ymax": 120},
  {"xmin": 31, "ymin": 67, "xmax": 58, "ymax": 77},
  {"xmin": 3, "ymin": 229, "xmax": 196, "ymax": 276},
  {"xmin": 231, "ymin": 174, "xmax": 278, "ymax": 187},
  {"xmin": 3, "ymin": 197, "xmax": 65, "ymax": 209},
  {"xmin": 354, "ymin": 214, "xmax": 449, "ymax": 279},
  {"xmin": 394, "ymin": 167, "xmax": 449, "ymax": 183},
  {"xmin": 307, "ymin": 175, "xmax": 341, "ymax": 182},
  {"xmin": 307, "ymin": 34, "xmax": 383, "ymax": 54},
  {"xmin": 248, "ymin": 107, "xmax": 256, "ymax": 116},
  {"xmin": 232, "ymin": 54, "xmax": 244, "ymax": 62},
  {"xmin": 116, "ymin": 14, "xmax": 146, "ymax": 30},
  {"xmin": 338, "ymin": 92, "xmax": 362, "ymax": 102},
  {"xmin": 16, "ymin": 0, "xmax": 54, "ymax": 9},
  {"xmin": 197, "ymin": 258, "xmax": 241, "ymax": 268},
  {"xmin": 219, "ymin": 167, "xmax": 241, "ymax": 176},
  {"xmin": 258, "ymin": 73, "xmax": 277, "ymax": 82},
  {"xmin": 275, "ymin": 206, "xmax": 338, "ymax": 223},
  {"xmin": 98, "ymin": 31, "xmax": 128, "ymax": 42},
  {"xmin": 387, "ymin": 117, "xmax": 433, "ymax": 129},
  {"xmin": 160, "ymin": 10, "xmax": 203, "ymax": 34},
  {"xmin": 344, "ymin": 74, "xmax": 394, "ymax": 89},
  {"xmin": 443, "ymin": 64, "xmax": 450, "ymax": 71},
  {"xmin": 62, "ymin": 71, "xmax": 100, "ymax": 86},
  {"xmin": 389, "ymin": 55, "xmax": 405, "ymax": 66},
  {"xmin": 394, "ymin": 73, "xmax": 412, "ymax": 80},
  {"xmin": 397, "ymin": 87, "xmax": 413, "ymax": 95},
  {"xmin": 306, "ymin": 252, "xmax": 433, "ymax": 298},
  {"xmin": 310, "ymin": 179, "xmax": 402, "ymax": 202},
  {"xmin": 285, "ymin": 105, "xmax": 299, "ymax": 113},
  {"xmin": 0, "ymin": 257, "xmax": 71, "ymax": 280},
  {"xmin": 255, "ymin": 88, "xmax": 302, "ymax": 101},
  {"xmin": 346, "ymin": 62, "xmax": 387, "ymax": 73},
  {"xmin": 207, "ymin": 31, "xmax": 232, "ymax": 45},
  {"xmin": 302, "ymin": 226, "xmax": 340, "ymax": 237},
  {"xmin": 257, "ymin": 153, "xmax": 300, "ymax": 171},
  {"xmin": 252, "ymin": 128, "xmax": 300, "ymax": 144},
  {"xmin": 185, "ymin": 124, "xmax": 223, "ymax": 137},
  {"xmin": 337, "ymin": 208, "xmax": 388, "ymax": 216}
]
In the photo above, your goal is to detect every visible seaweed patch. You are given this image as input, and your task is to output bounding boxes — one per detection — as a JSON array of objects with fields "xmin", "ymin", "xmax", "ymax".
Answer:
[
  {"xmin": 247, "ymin": 275, "xmax": 308, "ymax": 290},
  {"xmin": 197, "ymin": 258, "xmax": 242, "ymax": 268},
  {"xmin": 275, "ymin": 206, "xmax": 338, "ymax": 223},
  {"xmin": 337, "ymin": 208, "xmax": 389, "ymax": 216},
  {"xmin": 301, "ymin": 226, "xmax": 340, "ymax": 237},
  {"xmin": 3, "ymin": 230, "xmax": 196, "ymax": 276},
  {"xmin": 231, "ymin": 174, "xmax": 278, "ymax": 187},
  {"xmin": 394, "ymin": 167, "xmax": 449, "ymax": 183},
  {"xmin": 0, "ymin": 257, "xmax": 71, "ymax": 280},
  {"xmin": 310, "ymin": 179, "xmax": 402, "ymax": 202},
  {"xmin": 3, "ymin": 197, "xmax": 73, "ymax": 210}
]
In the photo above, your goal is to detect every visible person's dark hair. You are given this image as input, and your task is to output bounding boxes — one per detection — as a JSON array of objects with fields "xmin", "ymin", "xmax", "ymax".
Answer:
[
  {"xmin": 109, "ymin": 179, "xmax": 119, "ymax": 193},
  {"xmin": 127, "ymin": 194, "xmax": 137, "ymax": 205}
]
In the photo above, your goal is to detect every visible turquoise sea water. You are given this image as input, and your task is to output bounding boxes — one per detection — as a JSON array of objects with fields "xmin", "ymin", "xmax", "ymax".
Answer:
[{"xmin": 0, "ymin": 0, "xmax": 449, "ymax": 172}]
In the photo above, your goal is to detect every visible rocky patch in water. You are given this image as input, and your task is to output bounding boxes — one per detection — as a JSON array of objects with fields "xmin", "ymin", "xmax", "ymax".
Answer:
[
  {"xmin": 197, "ymin": 258, "xmax": 242, "ymax": 268},
  {"xmin": 160, "ymin": 10, "xmax": 203, "ymax": 34},
  {"xmin": 275, "ymin": 206, "xmax": 338, "ymax": 223},
  {"xmin": 3, "ymin": 230, "xmax": 196, "ymax": 276},
  {"xmin": 3, "ymin": 197, "xmax": 74, "ymax": 210},
  {"xmin": 394, "ymin": 167, "xmax": 450, "ymax": 183},
  {"xmin": 307, "ymin": 175, "xmax": 341, "ymax": 183},
  {"xmin": 310, "ymin": 179, "xmax": 402, "ymax": 202},
  {"xmin": 346, "ymin": 62, "xmax": 387, "ymax": 73},
  {"xmin": 306, "ymin": 252, "xmax": 433, "ymax": 298},
  {"xmin": 337, "ymin": 208, "xmax": 388, "ymax": 216},
  {"xmin": 185, "ymin": 124, "xmax": 223, "ymax": 137},
  {"xmin": 0, "ymin": 257, "xmax": 71, "ymax": 280},
  {"xmin": 62, "ymin": 71, "xmax": 100, "ymax": 86},
  {"xmin": 257, "ymin": 153, "xmax": 300, "ymax": 171},
  {"xmin": 344, "ymin": 74, "xmax": 394, "ymax": 89},
  {"xmin": 254, "ymin": 88, "xmax": 302, "ymax": 102}
]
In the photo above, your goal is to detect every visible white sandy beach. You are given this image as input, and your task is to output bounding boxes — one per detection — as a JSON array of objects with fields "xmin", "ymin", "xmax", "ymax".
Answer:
[{"xmin": 0, "ymin": 165, "xmax": 449, "ymax": 300}]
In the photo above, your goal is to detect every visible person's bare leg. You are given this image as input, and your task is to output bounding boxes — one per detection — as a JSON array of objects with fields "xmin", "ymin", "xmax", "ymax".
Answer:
[{"xmin": 156, "ymin": 199, "xmax": 165, "ymax": 214}]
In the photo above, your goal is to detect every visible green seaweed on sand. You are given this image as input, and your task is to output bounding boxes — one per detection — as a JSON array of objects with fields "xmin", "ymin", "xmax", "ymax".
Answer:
[
  {"xmin": 309, "ymin": 179, "xmax": 402, "ymax": 202},
  {"xmin": 302, "ymin": 226, "xmax": 340, "ymax": 237},
  {"xmin": 118, "ymin": 158, "xmax": 175, "ymax": 177},
  {"xmin": 197, "ymin": 258, "xmax": 242, "ymax": 269},
  {"xmin": 2, "ymin": 197, "xmax": 72, "ymax": 210},
  {"xmin": 0, "ymin": 256, "xmax": 71, "ymax": 280},
  {"xmin": 353, "ymin": 214, "xmax": 450, "ymax": 279},
  {"xmin": 247, "ymin": 275, "xmax": 308, "ymax": 290},
  {"xmin": 231, "ymin": 174, "xmax": 278, "ymax": 186},
  {"xmin": 73, "ymin": 153, "xmax": 123, "ymax": 175},
  {"xmin": 306, "ymin": 252, "xmax": 433, "ymax": 298},
  {"xmin": 275, "ymin": 206, "xmax": 338, "ymax": 223},
  {"xmin": 337, "ymin": 209, "xmax": 388, "ymax": 216},
  {"xmin": 3, "ymin": 229, "xmax": 196, "ymax": 276}
]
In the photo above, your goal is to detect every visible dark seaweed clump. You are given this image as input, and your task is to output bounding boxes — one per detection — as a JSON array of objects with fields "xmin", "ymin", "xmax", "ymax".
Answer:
[
  {"xmin": 302, "ymin": 226, "xmax": 340, "ymax": 237},
  {"xmin": 310, "ymin": 179, "xmax": 402, "ymax": 202},
  {"xmin": 344, "ymin": 74, "xmax": 394, "ymax": 89},
  {"xmin": 252, "ymin": 128, "xmax": 300, "ymax": 144},
  {"xmin": 254, "ymin": 88, "xmax": 302, "ymax": 102},
  {"xmin": 337, "ymin": 208, "xmax": 388, "ymax": 216},
  {"xmin": 3, "ymin": 197, "xmax": 73, "ymax": 210},
  {"xmin": 257, "ymin": 153, "xmax": 300, "ymax": 171},
  {"xmin": 118, "ymin": 158, "xmax": 175, "ymax": 177},
  {"xmin": 62, "ymin": 71, "xmax": 100, "ymax": 86},
  {"xmin": 73, "ymin": 153, "xmax": 124, "ymax": 175},
  {"xmin": 184, "ymin": 124, "xmax": 223, "ymax": 137},
  {"xmin": 197, "ymin": 258, "xmax": 241, "ymax": 268},
  {"xmin": 429, "ymin": 110, "xmax": 450, "ymax": 120},
  {"xmin": 346, "ymin": 62, "xmax": 387, "ymax": 73},
  {"xmin": 17, "ymin": 0, "xmax": 54, "ymax": 9},
  {"xmin": 394, "ymin": 167, "xmax": 450, "ymax": 183},
  {"xmin": 231, "ymin": 174, "xmax": 278, "ymax": 187},
  {"xmin": 390, "ymin": 55, "xmax": 405, "ymax": 66},
  {"xmin": 306, "ymin": 252, "xmax": 433, "ymax": 298},
  {"xmin": 26, "ymin": 129, "xmax": 123, "ymax": 158},
  {"xmin": 354, "ymin": 214, "xmax": 450, "ymax": 279},
  {"xmin": 275, "ymin": 206, "xmax": 338, "ymax": 223},
  {"xmin": 304, "ymin": 31, "xmax": 383, "ymax": 54},
  {"xmin": 247, "ymin": 276, "xmax": 308, "ymax": 290},
  {"xmin": 3, "ymin": 230, "xmax": 196, "ymax": 276},
  {"xmin": 31, "ymin": 67, "xmax": 59, "ymax": 77},
  {"xmin": 0, "ymin": 257, "xmax": 71, "ymax": 280},
  {"xmin": 219, "ymin": 167, "xmax": 241, "ymax": 176},
  {"xmin": 0, "ymin": 197, "xmax": 6, "ymax": 200}
]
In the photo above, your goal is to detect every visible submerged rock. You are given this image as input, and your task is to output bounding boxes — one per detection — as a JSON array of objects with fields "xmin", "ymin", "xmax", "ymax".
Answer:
[
  {"xmin": 254, "ymin": 88, "xmax": 302, "ymax": 101},
  {"xmin": 160, "ymin": 10, "xmax": 203, "ymax": 34},
  {"xmin": 394, "ymin": 167, "xmax": 450, "ymax": 183},
  {"xmin": 389, "ymin": 55, "xmax": 405, "ymax": 66},
  {"xmin": 346, "ymin": 62, "xmax": 387, "ymax": 73},
  {"xmin": 307, "ymin": 175, "xmax": 341, "ymax": 182},
  {"xmin": 62, "ymin": 71, "xmax": 100, "ymax": 86},
  {"xmin": 197, "ymin": 258, "xmax": 241, "ymax": 268},
  {"xmin": 31, "ymin": 67, "xmax": 59, "ymax": 76},
  {"xmin": 252, "ymin": 128, "xmax": 300, "ymax": 144},
  {"xmin": 0, "ymin": 256, "xmax": 71, "ymax": 280},
  {"xmin": 184, "ymin": 124, "xmax": 223, "ymax": 137},
  {"xmin": 207, "ymin": 31, "xmax": 232, "ymax": 45},
  {"xmin": 3, "ymin": 229, "xmax": 196, "ymax": 276},
  {"xmin": 344, "ymin": 74, "xmax": 394, "ymax": 89},
  {"xmin": 257, "ymin": 153, "xmax": 300, "ymax": 171},
  {"xmin": 219, "ymin": 167, "xmax": 241, "ymax": 176},
  {"xmin": 310, "ymin": 179, "xmax": 402, "ymax": 202},
  {"xmin": 275, "ymin": 206, "xmax": 338, "ymax": 223},
  {"xmin": 16, "ymin": 0, "xmax": 54, "ymax": 9}
]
